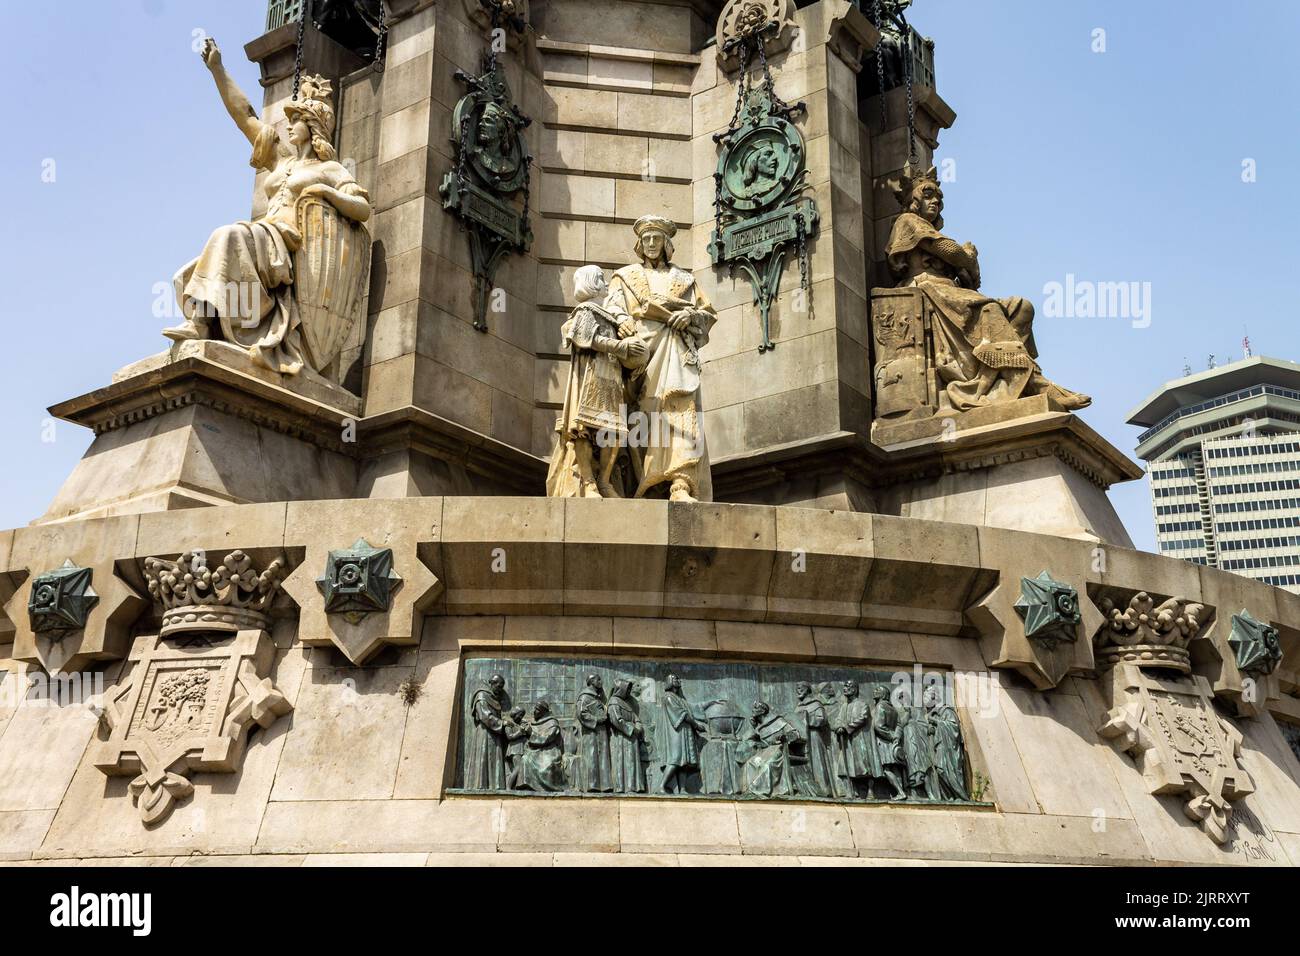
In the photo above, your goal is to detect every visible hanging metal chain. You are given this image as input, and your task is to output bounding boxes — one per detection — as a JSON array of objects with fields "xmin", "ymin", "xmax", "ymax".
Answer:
[
  {"xmin": 871, "ymin": 0, "xmax": 887, "ymax": 131},
  {"xmin": 714, "ymin": 39, "xmax": 751, "ymax": 223},
  {"xmin": 455, "ymin": 105, "xmax": 474, "ymax": 185},
  {"xmin": 795, "ymin": 211, "xmax": 812, "ymax": 321},
  {"xmin": 291, "ymin": 0, "xmax": 312, "ymax": 100},
  {"xmin": 372, "ymin": 0, "xmax": 388, "ymax": 72},
  {"xmin": 485, "ymin": 1, "xmax": 505, "ymax": 72},
  {"xmin": 519, "ymin": 154, "xmax": 532, "ymax": 244},
  {"xmin": 722, "ymin": 40, "xmax": 751, "ymax": 136},
  {"xmin": 755, "ymin": 30, "xmax": 800, "ymax": 117},
  {"xmin": 903, "ymin": 21, "xmax": 917, "ymax": 163}
]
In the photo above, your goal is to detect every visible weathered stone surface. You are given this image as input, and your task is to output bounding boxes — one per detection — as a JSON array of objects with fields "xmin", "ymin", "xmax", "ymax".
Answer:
[{"xmin": 270, "ymin": 664, "xmax": 411, "ymax": 802}]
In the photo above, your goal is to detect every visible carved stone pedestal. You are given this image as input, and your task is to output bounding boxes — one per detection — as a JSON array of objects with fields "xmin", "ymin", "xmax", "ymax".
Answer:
[
  {"xmin": 873, "ymin": 400, "xmax": 1143, "ymax": 546},
  {"xmin": 41, "ymin": 341, "xmax": 361, "ymax": 523}
]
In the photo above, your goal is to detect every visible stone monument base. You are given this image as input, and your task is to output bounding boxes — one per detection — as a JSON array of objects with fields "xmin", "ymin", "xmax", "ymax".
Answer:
[
  {"xmin": 41, "ymin": 341, "xmax": 361, "ymax": 523},
  {"xmin": 41, "ymin": 340, "xmax": 548, "ymax": 524},
  {"xmin": 872, "ymin": 397, "xmax": 1143, "ymax": 546}
]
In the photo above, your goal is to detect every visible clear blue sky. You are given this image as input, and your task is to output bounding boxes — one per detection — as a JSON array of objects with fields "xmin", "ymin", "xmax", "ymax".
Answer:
[{"xmin": 1, "ymin": 1, "xmax": 1296, "ymax": 552}]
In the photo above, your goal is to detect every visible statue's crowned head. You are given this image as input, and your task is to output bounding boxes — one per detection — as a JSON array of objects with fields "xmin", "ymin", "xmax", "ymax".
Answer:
[
  {"xmin": 633, "ymin": 215, "xmax": 676, "ymax": 266},
  {"xmin": 892, "ymin": 163, "xmax": 943, "ymax": 229},
  {"xmin": 284, "ymin": 74, "xmax": 337, "ymax": 162}
]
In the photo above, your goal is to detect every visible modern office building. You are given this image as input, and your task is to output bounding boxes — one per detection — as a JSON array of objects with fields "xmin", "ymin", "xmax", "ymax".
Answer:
[{"xmin": 1128, "ymin": 355, "xmax": 1300, "ymax": 594}]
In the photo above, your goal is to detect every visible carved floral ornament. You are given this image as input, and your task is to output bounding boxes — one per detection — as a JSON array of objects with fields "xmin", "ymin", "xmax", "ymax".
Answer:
[{"xmin": 715, "ymin": 0, "xmax": 797, "ymax": 70}]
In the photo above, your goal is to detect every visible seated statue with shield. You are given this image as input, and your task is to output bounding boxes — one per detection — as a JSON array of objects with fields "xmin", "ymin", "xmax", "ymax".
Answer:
[{"xmin": 164, "ymin": 39, "xmax": 371, "ymax": 383}]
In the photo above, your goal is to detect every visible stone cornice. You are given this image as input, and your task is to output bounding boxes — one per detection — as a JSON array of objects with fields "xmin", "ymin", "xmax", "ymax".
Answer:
[
  {"xmin": 49, "ymin": 354, "xmax": 361, "ymax": 455},
  {"xmin": 712, "ymin": 410, "xmax": 1142, "ymax": 496},
  {"xmin": 359, "ymin": 406, "xmax": 547, "ymax": 494},
  {"xmin": 48, "ymin": 350, "xmax": 546, "ymax": 491}
]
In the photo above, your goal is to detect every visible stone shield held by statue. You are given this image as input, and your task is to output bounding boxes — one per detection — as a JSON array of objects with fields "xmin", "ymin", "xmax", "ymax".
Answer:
[{"xmin": 293, "ymin": 195, "xmax": 370, "ymax": 374}]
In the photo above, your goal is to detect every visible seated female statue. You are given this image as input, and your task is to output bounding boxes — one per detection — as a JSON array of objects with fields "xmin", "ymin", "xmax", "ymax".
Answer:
[{"xmin": 165, "ymin": 38, "xmax": 371, "ymax": 376}]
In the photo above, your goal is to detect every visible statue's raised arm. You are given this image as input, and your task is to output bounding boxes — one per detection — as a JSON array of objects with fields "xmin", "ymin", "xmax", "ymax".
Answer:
[{"xmin": 200, "ymin": 38, "xmax": 268, "ymax": 149}]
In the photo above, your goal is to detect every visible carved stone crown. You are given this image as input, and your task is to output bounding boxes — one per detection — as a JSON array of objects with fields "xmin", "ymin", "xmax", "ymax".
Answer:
[
  {"xmin": 1094, "ymin": 591, "xmax": 1205, "ymax": 673},
  {"xmin": 143, "ymin": 550, "xmax": 286, "ymax": 637},
  {"xmin": 888, "ymin": 162, "xmax": 940, "ymax": 207}
]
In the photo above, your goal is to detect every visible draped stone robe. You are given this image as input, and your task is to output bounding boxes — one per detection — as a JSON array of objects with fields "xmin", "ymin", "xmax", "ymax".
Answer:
[
  {"xmin": 546, "ymin": 302, "xmax": 632, "ymax": 497},
  {"xmin": 173, "ymin": 124, "xmax": 368, "ymax": 375},
  {"xmin": 885, "ymin": 211, "xmax": 1088, "ymax": 413},
  {"xmin": 604, "ymin": 262, "xmax": 716, "ymax": 500}
]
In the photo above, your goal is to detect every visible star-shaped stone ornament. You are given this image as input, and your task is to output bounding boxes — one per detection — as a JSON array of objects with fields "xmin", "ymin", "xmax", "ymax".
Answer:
[{"xmin": 281, "ymin": 503, "xmax": 442, "ymax": 664}]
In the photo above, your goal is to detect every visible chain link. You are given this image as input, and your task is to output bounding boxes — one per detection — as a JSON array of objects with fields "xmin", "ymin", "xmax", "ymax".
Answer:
[
  {"xmin": 903, "ymin": 21, "xmax": 917, "ymax": 163},
  {"xmin": 714, "ymin": 39, "xmax": 751, "ymax": 223},
  {"xmin": 872, "ymin": 0, "xmax": 887, "ymax": 131},
  {"xmin": 291, "ymin": 0, "xmax": 311, "ymax": 100},
  {"xmin": 520, "ymin": 153, "xmax": 532, "ymax": 244},
  {"xmin": 372, "ymin": 0, "xmax": 388, "ymax": 72}
]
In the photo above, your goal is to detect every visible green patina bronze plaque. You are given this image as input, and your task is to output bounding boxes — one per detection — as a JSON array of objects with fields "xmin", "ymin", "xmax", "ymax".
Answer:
[
  {"xmin": 708, "ymin": 44, "xmax": 819, "ymax": 353},
  {"xmin": 439, "ymin": 59, "xmax": 532, "ymax": 332},
  {"xmin": 455, "ymin": 656, "xmax": 976, "ymax": 805}
]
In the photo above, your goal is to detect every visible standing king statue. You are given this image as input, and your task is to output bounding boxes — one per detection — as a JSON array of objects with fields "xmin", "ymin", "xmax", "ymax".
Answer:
[{"xmin": 165, "ymin": 39, "xmax": 372, "ymax": 380}]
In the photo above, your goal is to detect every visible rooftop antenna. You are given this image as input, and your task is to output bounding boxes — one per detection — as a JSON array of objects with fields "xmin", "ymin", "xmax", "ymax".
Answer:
[
  {"xmin": 1207, "ymin": 353, "xmax": 1216, "ymax": 369},
  {"xmin": 1243, "ymin": 332, "xmax": 1252, "ymax": 359},
  {"xmin": 1182, "ymin": 357, "xmax": 1192, "ymax": 376}
]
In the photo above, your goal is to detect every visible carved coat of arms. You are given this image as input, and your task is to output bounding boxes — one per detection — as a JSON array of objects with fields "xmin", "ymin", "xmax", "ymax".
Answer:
[
  {"xmin": 93, "ymin": 630, "xmax": 291, "ymax": 826},
  {"xmin": 1099, "ymin": 663, "xmax": 1254, "ymax": 845}
]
